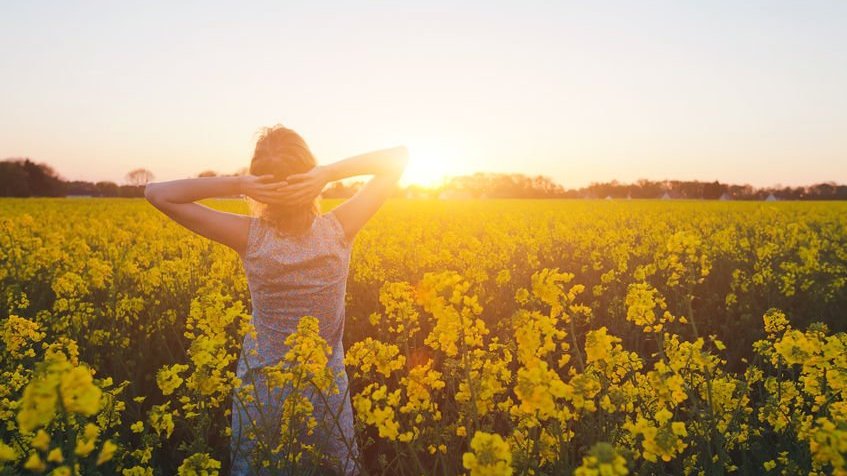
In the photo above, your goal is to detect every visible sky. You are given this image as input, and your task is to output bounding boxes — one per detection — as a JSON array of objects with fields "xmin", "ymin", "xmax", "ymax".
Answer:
[{"xmin": 1, "ymin": 0, "xmax": 845, "ymax": 188}]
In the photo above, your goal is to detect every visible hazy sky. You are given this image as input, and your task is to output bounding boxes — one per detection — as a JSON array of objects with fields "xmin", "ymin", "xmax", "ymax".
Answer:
[{"xmin": 1, "ymin": 1, "xmax": 845, "ymax": 188}]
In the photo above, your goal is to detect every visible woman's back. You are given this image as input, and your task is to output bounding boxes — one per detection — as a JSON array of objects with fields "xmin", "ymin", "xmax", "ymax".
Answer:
[
  {"xmin": 241, "ymin": 211, "xmax": 352, "ymax": 368},
  {"xmin": 232, "ymin": 211, "xmax": 359, "ymax": 476}
]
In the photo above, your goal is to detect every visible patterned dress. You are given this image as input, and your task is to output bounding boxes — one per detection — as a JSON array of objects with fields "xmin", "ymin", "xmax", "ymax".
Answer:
[{"xmin": 230, "ymin": 212, "xmax": 359, "ymax": 476}]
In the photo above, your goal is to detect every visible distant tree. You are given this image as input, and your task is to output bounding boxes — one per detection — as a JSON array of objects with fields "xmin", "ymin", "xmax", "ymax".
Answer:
[
  {"xmin": 125, "ymin": 168, "xmax": 154, "ymax": 186},
  {"xmin": 0, "ymin": 158, "xmax": 65, "ymax": 196},
  {"xmin": 25, "ymin": 160, "xmax": 65, "ymax": 196},
  {"xmin": 677, "ymin": 181, "xmax": 705, "ymax": 199},
  {"xmin": 95, "ymin": 181, "xmax": 119, "ymax": 197},
  {"xmin": 197, "ymin": 170, "xmax": 218, "ymax": 178},
  {"xmin": 0, "ymin": 160, "xmax": 30, "ymax": 196},
  {"xmin": 65, "ymin": 181, "xmax": 98, "ymax": 196},
  {"xmin": 531, "ymin": 175, "xmax": 563, "ymax": 196},
  {"xmin": 634, "ymin": 179, "xmax": 663, "ymax": 199},
  {"xmin": 118, "ymin": 185, "xmax": 145, "ymax": 197},
  {"xmin": 703, "ymin": 181, "xmax": 726, "ymax": 200},
  {"xmin": 809, "ymin": 182, "xmax": 838, "ymax": 200},
  {"xmin": 774, "ymin": 186, "xmax": 805, "ymax": 200},
  {"xmin": 727, "ymin": 184, "xmax": 755, "ymax": 200}
]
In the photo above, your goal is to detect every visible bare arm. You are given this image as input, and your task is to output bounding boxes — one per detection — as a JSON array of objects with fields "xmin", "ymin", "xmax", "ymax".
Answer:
[
  {"xmin": 144, "ymin": 174, "xmax": 286, "ymax": 255},
  {"xmin": 278, "ymin": 146, "xmax": 409, "ymax": 240}
]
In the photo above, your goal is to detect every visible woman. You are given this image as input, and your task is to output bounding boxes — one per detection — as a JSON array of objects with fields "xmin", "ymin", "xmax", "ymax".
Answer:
[{"xmin": 145, "ymin": 124, "xmax": 408, "ymax": 475}]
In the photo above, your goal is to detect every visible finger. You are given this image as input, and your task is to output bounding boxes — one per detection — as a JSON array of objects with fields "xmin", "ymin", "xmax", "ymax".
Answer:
[
  {"xmin": 257, "ymin": 180, "xmax": 288, "ymax": 190},
  {"xmin": 272, "ymin": 183, "xmax": 309, "ymax": 194},
  {"xmin": 284, "ymin": 173, "xmax": 310, "ymax": 183},
  {"xmin": 255, "ymin": 174, "xmax": 279, "ymax": 183},
  {"xmin": 254, "ymin": 195, "xmax": 286, "ymax": 206},
  {"xmin": 252, "ymin": 187, "xmax": 317, "ymax": 204},
  {"xmin": 257, "ymin": 190, "xmax": 304, "ymax": 205},
  {"xmin": 252, "ymin": 189, "xmax": 301, "ymax": 204},
  {"xmin": 253, "ymin": 190, "xmax": 294, "ymax": 202}
]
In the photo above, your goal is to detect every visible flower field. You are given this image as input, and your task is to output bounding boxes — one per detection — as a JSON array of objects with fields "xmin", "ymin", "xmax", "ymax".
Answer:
[{"xmin": 1, "ymin": 198, "xmax": 847, "ymax": 475}]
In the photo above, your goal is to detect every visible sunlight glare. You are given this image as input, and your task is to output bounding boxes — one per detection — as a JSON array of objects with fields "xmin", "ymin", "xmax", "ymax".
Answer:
[{"xmin": 402, "ymin": 141, "xmax": 460, "ymax": 188}]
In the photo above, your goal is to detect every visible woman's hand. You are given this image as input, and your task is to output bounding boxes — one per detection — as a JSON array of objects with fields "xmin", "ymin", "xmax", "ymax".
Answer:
[
  {"xmin": 273, "ymin": 166, "xmax": 331, "ymax": 206},
  {"xmin": 239, "ymin": 174, "xmax": 290, "ymax": 205}
]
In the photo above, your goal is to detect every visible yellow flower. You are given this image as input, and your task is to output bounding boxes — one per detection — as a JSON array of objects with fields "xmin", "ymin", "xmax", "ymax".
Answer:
[
  {"xmin": 149, "ymin": 404, "xmax": 175, "ymax": 439},
  {"xmin": 17, "ymin": 372, "xmax": 60, "ymax": 434},
  {"xmin": 156, "ymin": 364, "xmax": 188, "ymax": 396},
  {"xmin": 51, "ymin": 466, "xmax": 72, "ymax": 476},
  {"xmin": 74, "ymin": 423, "xmax": 100, "ymax": 457},
  {"xmin": 96, "ymin": 440, "xmax": 118, "ymax": 465},
  {"xmin": 83, "ymin": 422, "xmax": 99, "ymax": 441},
  {"xmin": 624, "ymin": 415, "xmax": 688, "ymax": 463},
  {"xmin": 32, "ymin": 429, "xmax": 50, "ymax": 451},
  {"xmin": 763, "ymin": 308, "xmax": 789, "ymax": 335},
  {"xmin": 0, "ymin": 441, "xmax": 18, "ymax": 462},
  {"xmin": 378, "ymin": 281, "xmax": 422, "ymax": 340},
  {"xmin": 585, "ymin": 327, "xmax": 615, "ymax": 363},
  {"xmin": 624, "ymin": 282, "xmax": 671, "ymax": 332},
  {"xmin": 515, "ymin": 288, "xmax": 530, "ymax": 304},
  {"xmin": 462, "ymin": 431, "xmax": 512, "ymax": 476},
  {"xmin": 24, "ymin": 452, "xmax": 46, "ymax": 472},
  {"xmin": 574, "ymin": 442, "xmax": 629, "ymax": 476},
  {"xmin": 513, "ymin": 359, "xmax": 569, "ymax": 420},
  {"xmin": 773, "ymin": 329, "xmax": 820, "ymax": 366},
  {"xmin": 59, "ymin": 366, "xmax": 102, "ymax": 416},
  {"xmin": 122, "ymin": 466, "xmax": 154, "ymax": 476},
  {"xmin": 177, "ymin": 453, "xmax": 221, "ymax": 476},
  {"xmin": 345, "ymin": 337, "xmax": 405, "ymax": 378},
  {"xmin": 47, "ymin": 447, "xmax": 63, "ymax": 463},
  {"xmin": 2, "ymin": 315, "xmax": 45, "ymax": 358}
]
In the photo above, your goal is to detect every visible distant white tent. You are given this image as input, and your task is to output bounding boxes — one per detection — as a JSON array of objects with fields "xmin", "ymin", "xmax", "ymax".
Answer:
[
  {"xmin": 719, "ymin": 192, "xmax": 733, "ymax": 201},
  {"xmin": 765, "ymin": 193, "xmax": 778, "ymax": 202},
  {"xmin": 660, "ymin": 191, "xmax": 672, "ymax": 200},
  {"xmin": 605, "ymin": 195, "xmax": 613, "ymax": 200}
]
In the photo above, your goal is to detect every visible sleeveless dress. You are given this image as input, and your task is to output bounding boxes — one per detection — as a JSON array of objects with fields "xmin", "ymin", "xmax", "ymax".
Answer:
[{"xmin": 230, "ymin": 212, "xmax": 360, "ymax": 476}]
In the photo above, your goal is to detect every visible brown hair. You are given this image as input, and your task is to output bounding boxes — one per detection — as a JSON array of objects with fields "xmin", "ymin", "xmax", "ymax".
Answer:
[{"xmin": 248, "ymin": 124, "xmax": 320, "ymax": 235}]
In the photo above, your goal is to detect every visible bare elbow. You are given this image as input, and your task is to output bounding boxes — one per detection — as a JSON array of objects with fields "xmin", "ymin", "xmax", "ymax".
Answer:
[{"xmin": 144, "ymin": 183, "xmax": 162, "ymax": 206}]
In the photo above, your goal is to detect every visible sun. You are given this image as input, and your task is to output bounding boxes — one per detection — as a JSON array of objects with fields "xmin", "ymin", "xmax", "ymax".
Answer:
[{"xmin": 401, "ymin": 141, "xmax": 461, "ymax": 188}]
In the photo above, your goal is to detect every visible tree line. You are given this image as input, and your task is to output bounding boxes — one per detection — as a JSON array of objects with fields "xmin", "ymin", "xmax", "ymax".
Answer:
[
  {"xmin": 2, "ymin": 157, "xmax": 845, "ymax": 200},
  {"xmin": 563, "ymin": 179, "xmax": 847, "ymax": 200},
  {"xmin": 424, "ymin": 173, "xmax": 847, "ymax": 200},
  {"xmin": 0, "ymin": 159, "xmax": 152, "ymax": 197}
]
